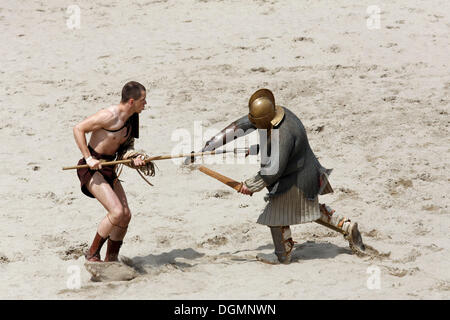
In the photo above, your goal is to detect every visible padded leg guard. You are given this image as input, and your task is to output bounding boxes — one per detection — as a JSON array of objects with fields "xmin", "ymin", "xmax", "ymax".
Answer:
[
  {"xmin": 257, "ymin": 226, "xmax": 295, "ymax": 264},
  {"xmin": 318, "ymin": 204, "xmax": 365, "ymax": 252}
]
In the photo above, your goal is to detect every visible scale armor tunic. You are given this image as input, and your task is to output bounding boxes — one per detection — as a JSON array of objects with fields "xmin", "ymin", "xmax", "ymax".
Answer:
[{"xmin": 244, "ymin": 107, "xmax": 333, "ymax": 226}]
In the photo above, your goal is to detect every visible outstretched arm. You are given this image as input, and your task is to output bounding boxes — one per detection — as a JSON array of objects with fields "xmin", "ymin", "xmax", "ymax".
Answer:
[
  {"xmin": 202, "ymin": 115, "xmax": 256, "ymax": 152},
  {"xmin": 184, "ymin": 114, "xmax": 256, "ymax": 165}
]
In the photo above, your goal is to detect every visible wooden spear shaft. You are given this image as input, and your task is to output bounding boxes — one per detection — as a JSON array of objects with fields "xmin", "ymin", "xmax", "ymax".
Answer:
[
  {"xmin": 61, "ymin": 149, "xmax": 246, "ymax": 170},
  {"xmin": 198, "ymin": 166, "xmax": 243, "ymax": 191},
  {"xmin": 198, "ymin": 166, "xmax": 345, "ymax": 232}
]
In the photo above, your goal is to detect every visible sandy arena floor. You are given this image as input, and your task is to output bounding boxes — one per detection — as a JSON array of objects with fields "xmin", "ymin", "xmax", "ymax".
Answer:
[{"xmin": 0, "ymin": 0, "xmax": 449, "ymax": 299}]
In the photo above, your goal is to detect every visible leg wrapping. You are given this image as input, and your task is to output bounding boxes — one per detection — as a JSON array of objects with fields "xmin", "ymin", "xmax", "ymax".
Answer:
[
  {"xmin": 319, "ymin": 203, "xmax": 351, "ymax": 234},
  {"xmin": 270, "ymin": 226, "xmax": 295, "ymax": 263}
]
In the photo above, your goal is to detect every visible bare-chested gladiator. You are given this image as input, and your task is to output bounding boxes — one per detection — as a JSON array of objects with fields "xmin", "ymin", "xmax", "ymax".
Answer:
[{"xmin": 73, "ymin": 81, "xmax": 149, "ymax": 262}]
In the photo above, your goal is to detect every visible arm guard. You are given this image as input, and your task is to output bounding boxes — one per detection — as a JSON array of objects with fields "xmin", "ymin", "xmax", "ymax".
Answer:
[
  {"xmin": 202, "ymin": 115, "xmax": 256, "ymax": 152},
  {"xmin": 244, "ymin": 173, "xmax": 268, "ymax": 192},
  {"xmin": 184, "ymin": 115, "xmax": 257, "ymax": 165}
]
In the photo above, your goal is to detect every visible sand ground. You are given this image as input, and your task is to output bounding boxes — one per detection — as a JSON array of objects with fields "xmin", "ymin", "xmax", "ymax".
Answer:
[{"xmin": 0, "ymin": 0, "xmax": 449, "ymax": 299}]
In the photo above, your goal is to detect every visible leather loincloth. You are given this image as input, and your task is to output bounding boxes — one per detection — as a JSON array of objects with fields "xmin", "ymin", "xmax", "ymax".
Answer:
[{"xmin": 76, "ymin": 145, "xmax": 118, "ymax": 198}]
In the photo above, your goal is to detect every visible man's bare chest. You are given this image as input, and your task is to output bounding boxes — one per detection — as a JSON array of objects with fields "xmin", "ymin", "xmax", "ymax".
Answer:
[
  {"xmin": 91, "ymin": 125, "xmax": 130, "ymax": 147},
  {"xmin": 104, "ymin": 128, "xmax": 130, "ymax": 144}
]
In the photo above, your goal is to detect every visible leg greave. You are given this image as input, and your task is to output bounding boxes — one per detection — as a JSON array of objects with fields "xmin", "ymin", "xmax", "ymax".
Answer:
[
  {"xmin": 318, "ymin": 204, "xmax": 351, "ymax": 234},
  {"xmin": 270, "ymin": 226, "xmax": 295, "ymax": 263}
]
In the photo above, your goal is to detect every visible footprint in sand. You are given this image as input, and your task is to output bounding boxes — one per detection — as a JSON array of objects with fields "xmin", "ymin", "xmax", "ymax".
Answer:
[
  {"xmin": 352, "ymin": 244, "xmax": 391, "ymax": 260},
  {"xmin": 392, "ymin": 248, "xmax": 421, "ymax": 263},
  {"xmin": 293, "ymin": 36, "xmax": 314, "ymax": 43},
  {"xmin": 59, "ymin": 243, "xmax": 88, "ymax": 261},
  {"xmin": 0, "ymin": 252, "xmax": 10, "ymax": 264},
  {"xmin": 328, "ymin": 44, "xmax": 341, "ymax": 53},
  {"xmin": 250, "ymin": 67, "xmax": 269, "ymax": 73},
  {"xmin": 382, "ymin": 265, "xmax": 420, "ymax": 278},
  {"xmin": 203, "ymin": 190, "xmax": 233, "ymax": 200},
  {"xmin": 38, "ymin": 103, "xmax": 50, "ymax": 111},
  {"xmin": 199, "ymin": 235, "xmax": 228, "ymax": 248}
]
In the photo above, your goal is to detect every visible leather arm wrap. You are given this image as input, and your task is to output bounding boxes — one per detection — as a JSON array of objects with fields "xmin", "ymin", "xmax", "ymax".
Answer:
[{"xmin": 244, "ymin": 173, "xmax": 268, "ymax": 193}]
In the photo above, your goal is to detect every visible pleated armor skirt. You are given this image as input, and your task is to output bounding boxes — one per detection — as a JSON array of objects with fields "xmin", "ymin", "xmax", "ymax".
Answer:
[{"xmin": 257, "ymin": 185, "xmax": 321, "ymax": 226}]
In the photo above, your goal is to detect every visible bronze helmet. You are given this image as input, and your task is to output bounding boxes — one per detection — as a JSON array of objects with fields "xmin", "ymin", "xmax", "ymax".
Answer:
[{"xmin": 248, "ymin": 88, "xmax": 285, "ymax": 129}]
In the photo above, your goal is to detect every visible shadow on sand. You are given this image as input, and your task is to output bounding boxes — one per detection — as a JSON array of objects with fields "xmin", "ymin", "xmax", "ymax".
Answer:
[
  {"xmin": 291, "ymin": 241, "xmax": 352, "ymax": 262},
  {"xmin": 130, "ymin": 248, "xmax": 205, "ymax": 273},
  {"xmin": 129, "ymin": 242, "xmax": 353, "ymax": 272},
  {"xmin": 221, "ymin": 241, "xmax": 352, "ymax": 263}
]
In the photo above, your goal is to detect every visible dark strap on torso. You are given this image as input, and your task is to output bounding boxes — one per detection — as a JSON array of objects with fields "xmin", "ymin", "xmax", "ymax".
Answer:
[
  {"xmin": 102, "ymin": 118, "xmax": 131, "ymax": 136},
  {"xmin": 103, "ymin": 124, "xmax": 126, "ymax": 132}
]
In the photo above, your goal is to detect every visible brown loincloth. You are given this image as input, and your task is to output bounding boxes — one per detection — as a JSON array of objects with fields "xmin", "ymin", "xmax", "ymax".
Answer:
[{"xmin": 77, "ymin": 145, "xmax": 118, "ymax": 198}]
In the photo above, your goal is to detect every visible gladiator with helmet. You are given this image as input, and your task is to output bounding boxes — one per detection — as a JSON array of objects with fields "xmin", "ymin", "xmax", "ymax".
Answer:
[{"xmin": 199, "ymin": 88, "xmax": 365, "ymax": 264}]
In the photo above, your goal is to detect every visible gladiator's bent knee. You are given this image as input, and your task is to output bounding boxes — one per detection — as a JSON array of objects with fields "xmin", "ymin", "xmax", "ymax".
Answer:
[
  {"xmin": 107, "ymin": 211, "xmax": 129, "ymax": 229},
  {"xmin": 108, "ymin": 206, "xmax": 124, "ymax": 222},
  {"xmin": 122, "ymin": 208, "xmax": 132, "ymax": 226}
]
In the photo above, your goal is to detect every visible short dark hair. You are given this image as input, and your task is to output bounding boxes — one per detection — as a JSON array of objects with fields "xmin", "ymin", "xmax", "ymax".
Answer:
[{"xmin": 121, "ymin": 81, "xmax": 146, "ymax": 103}]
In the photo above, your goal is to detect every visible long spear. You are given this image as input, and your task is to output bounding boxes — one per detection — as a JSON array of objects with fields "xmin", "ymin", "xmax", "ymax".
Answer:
[{"xmin": 61, "ymin": 148, "xmax": 248, "ymax": 170}]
